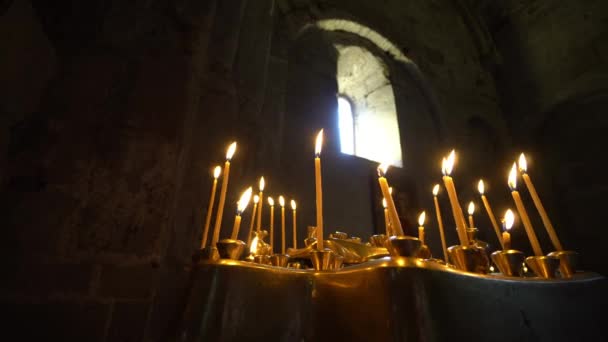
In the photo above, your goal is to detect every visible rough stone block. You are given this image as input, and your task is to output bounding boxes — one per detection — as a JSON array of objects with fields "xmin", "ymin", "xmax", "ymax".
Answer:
[
  {"xmin": 106, "ymin": 301, "xmax": 151, "ymax": 342},
  {"xmin": 99, "ymin": 264, "xmax": 159, "ymax": 300}
]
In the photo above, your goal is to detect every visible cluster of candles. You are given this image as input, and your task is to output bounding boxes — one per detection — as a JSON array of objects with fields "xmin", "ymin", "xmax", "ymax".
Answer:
[
  {"xmin": 199, "ymin": 142, "xmax": 298, "ymax": 255},
  {"xmin": 412, "ymin": 150, "xmax": 567, "ymax": 262},
  {"xmin": 199, "ymin": 129, "xmax": 566, "ymax": 269}
]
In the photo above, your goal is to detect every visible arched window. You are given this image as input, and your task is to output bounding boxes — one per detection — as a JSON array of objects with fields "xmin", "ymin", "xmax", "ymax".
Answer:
[
  {"xmin": 335, "ymin": 45, "xmax": 403, "ymax": 166},
  {"xmin": 337, "ymin": 96, "xmax": 355, "ymax": 155}
]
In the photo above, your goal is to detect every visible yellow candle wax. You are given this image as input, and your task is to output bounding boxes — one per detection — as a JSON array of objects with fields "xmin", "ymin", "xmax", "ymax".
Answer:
[
  {"xmin": 280, "ymin": 196, "xmax": 286, "ymax": 254},
  {"xmin": 519, "ymin": 153, "xmax": 563, "ymax": 251},
  {"xmin": 441, "ymin": 151, "xmax": 469, "ymax": 245},
  {"xmin": 382, "ymin": 198, "xmax": 392, "ymax": 236},
  {"xmin": 478, "ymin": 179, "xmax": 504, "ymax": 248},
  {"xmin": 467, "ymin": 201, "xmax": 475, "ymax": 229},
  {"xmin": 211, "ymin": 142, "xmax": 237, "ymax": 246},
  {"xmin": 201, "ymin": 166, "xmax": 221, "ymax": 248},
  {"xmin": 418, "ymin": 211, "xmax": 426, "ymax": 244},
  {"xmin": 502, "ymin": 209, "xmax": 515, "ymax": 250},
  {"xmin": 432, "ymin": 184, "xmax": 449, "ymax": 262},
  {"xmin": 314, "ymin": 130, "xmax": 325, "ymax": 250},
  {"xmin": 268, "ymin": 197, "xmax": 275, "ymax": 252},
  {"xmin": 509, "ymin": 163, "xmax": 543, "ymax": 256},
  {"xmin": 291, "ymin": 200, "xmax": 297, "ymax": 249},
  {"xmin": 246, "ymin": 195, "xmax": 259, "ymax": 245},
  {"xmin": 256, "ymin": 176, "xmax": 265, "ymax": 233},
  {"xmin": 377, "ymin": 164, "xmax": 404, "ymax": 236},
  {"xmin": 230, "ymin": 186, "xmax": 252, "ymax": 240}
]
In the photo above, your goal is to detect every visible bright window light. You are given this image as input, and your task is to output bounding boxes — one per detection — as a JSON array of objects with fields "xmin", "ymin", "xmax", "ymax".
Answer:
[{"xmin": 338, "ymin": 96, "xmax": 355, "ymax": 155}]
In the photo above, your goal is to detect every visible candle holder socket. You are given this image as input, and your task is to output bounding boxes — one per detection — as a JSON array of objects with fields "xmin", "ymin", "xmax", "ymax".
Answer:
[
  {"xmin": 310, "ymin": 249, "xmax": 335, "ymax": 271},
  {"xmin": 491, "ymin": 250, "xmax": 525, "ymax": 277},
  {"xmin": 332, "ymin": 254, "xmax": 344, "ymax": 270},
  {"xmin": 369, "ymin": 234, "xmax": 388, "ymax": 248},
  {"xmin": 547, "ymin": 250, "xmax": 578, "ymax": 278},
  {"xmin": 447, "ymin": 245, "xmax": 490, "ymax": 274},
  {"xmin": 387, "ymin": 236, "xmax": 422, "ymax": 258},
  {"xmin": 253, "ymin": 255, "xmax": 271, "ymax": 265},
  {"xmin": 216, "ymin": 239, "xmax": 246, "ymax": 260},
  {"xmin": 525, "ymin": 255, "xmax": 560, "ymax": 279},
  {"xmin": 269, "ymin": 254, "xmax": 290, "ymax": 267},
  {"xmin": 417, "ymin": 244, "xmax": 432, "ymax": 259},
  {"xmin": 288, "ymin": 262, "xmax": 302, "ymax": 269},
  {"xmin": 192, "ymin": 246, "xmax": 220, "ymax": 263}
]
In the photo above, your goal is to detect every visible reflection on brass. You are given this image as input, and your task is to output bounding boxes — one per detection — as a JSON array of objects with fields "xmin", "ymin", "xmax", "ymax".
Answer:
[
  {"xmin": 547, "ymin": 250, "xmax": 578, "ymax": 278},
  {"xmin": 270, "ymin": 254, "xmax": 289, "ymax": 267},
  {"xmin": 491, "ymin": 250, "xmax": 525, "ymax": 277},
  {"xmin": 329, "ymin": 231, "xmax": 348, "ymax": 239},
  {"xmin": 253, "ymin": 255, "xmax": 270, "ymax": 265},
  {"xmin": 311, "ymin": 249, "xmax": 335, "ymax": 271},
  {"xmin": 387, "ymin": 236, "xmax": 422, "ymax": 257},
  {"xmin": 287, "ymin": 235, "xmax": 389, "ymax": 265},
  {"xmin": 288, "ymin": 262, "xmax": 302, "ymax": 269},
  {"xmin": 180, "ymin": 258, "xmax": 605, "ymax": 341},
  {"xmin": 526, "ymin": 255, "xmax": 560, "ymax": 279},
  {"xmin": 333, "ymin": 254, "xmax": 344, "ymax": 270},
  {"xmin": 369, "ymin": 234, "xmax": 388, "ymax": 247},
  {"xmin": 216, "ymin": 239, "xmax": 246, "ymax": 260},
  {"xmin": 448, "ymin": 245, "xmax": 490, "ymax": 273},
  {"xmin": 417, "ymin": 244, "xmax": 432, "ymax": 259}
]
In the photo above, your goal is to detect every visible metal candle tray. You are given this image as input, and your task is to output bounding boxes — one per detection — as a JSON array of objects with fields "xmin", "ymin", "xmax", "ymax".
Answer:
[{"xmin": 178, "ymin": 258, "xmax": 606, "ymax": 342}]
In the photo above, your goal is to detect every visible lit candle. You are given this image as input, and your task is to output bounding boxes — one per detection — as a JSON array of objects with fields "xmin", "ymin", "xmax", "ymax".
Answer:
[
  {"xmin": 377, "ymin": 163, "xmax": 404, "ymax": 236},
  {"xmin": 467, "ymin": 201, "xmax": 475, "ymax": 229},
  {"xmin": 441, "ymin": 150, "xmax": 469, "ymax": 246},
  {"xmin": 201, "ymin": 166, "xmax": 221, "ymax": 248},
  {"xmin": 279, "ymin": 195, "xmax": 286, "ymax": 254},
  {"xmin": 432, "ymin": 184, "xmax": 449, "ymax": 262},
  {"xmin": 246, "ymin": 195, "xmax": 259, "ymax": 245},
  {"xmin": 502, "ymin": 209, "xmax": 515, "ymax": 250},
  {"xmin": 255, "ymin": 176, "xmax": 265, "ymax": 233},
  {"xmin": 382, "ymin": 198, "xmax": 392, "ymax": 236},
  {"xmin": 314, "ymin": 129, "xmax": 325, "ymax": 250},
  {"xmin": 211, "ymin": 142, "xmax": 237, "ymax": 246},
  {"xmin": 291, "ymin": 200, "xmax": 297, "ymax": 249},
  {"xmin": 509, "ymin": 163, "xmax": 543, "ymax": 256},
  {"xmin": 230, "ymin": 186, "xmax": 253, "ymax": 240},
  {"xmin": 418, "ymin": 211, "xmax": 426, "ymax": 244},
  {"xmin": 519, "ymin": 153, "xmax": 563, "ymax": 251},
  {"xmin": 478, "ymin": 179, "xmax": 504, "ymax": 248},
  {"xmin": 268, "ymin": 197, "xmax": 275, "ymax": 252}
]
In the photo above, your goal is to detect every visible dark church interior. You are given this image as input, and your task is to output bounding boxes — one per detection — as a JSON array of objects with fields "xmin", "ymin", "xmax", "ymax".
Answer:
[{"xmin": 2, "ymin": 0, "xmax": 607, "ymax": 341}]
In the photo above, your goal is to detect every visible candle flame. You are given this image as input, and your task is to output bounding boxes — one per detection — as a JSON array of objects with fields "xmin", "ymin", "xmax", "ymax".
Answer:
[
  {"xmin": 315, "ymin": 129, "xmax": 324, "ymax": 156},
  {"xmin": 253, "ymin": 195, "xmax": 259, "ymax": 204},
  {"xmin": 504, "ymin": 209, "xmax": 515, "ymax": 230},
  {"xmin": 259, "ymin": 176, "xmax": 265, "ymax": 191},
  {"xmin": 226, "ymin": 142, "xmax": 237, "ymax": 160},
  {"xmin": 213, "ymin": 166, "xmax": 221, "ymax": 179},
  {"xmin": 279, "ymin": 195, "xmax": 285, "ymax": 207},
  {"xmin": 477, "ymin": 179, "xmax": 485, "ymax": 195},
  {"xmin": 441, "ymin": 150, "xmax": 456, "ymax": 176},
  {"xmin": 250, "ymin": 235, "xmax": 259, "ymax": 254},
  {"xmin": 432, "ymin": 184, "xmax": 439, "ymax": 196},
  {"xmin": 237, "ymin": 186, "xmax": 253, "ymax": 214},
  {"xmin": 268, "ymin": 196, "xmax": 274, "ymax": 206},
  {"xmin": 508, "ymin": 162, "xmax": 517, "ymax": 190},
  {"xmin": 291, "ymin": 199, "xmax": 296, "ymax": 210},
  {"xmin": 518, "ymin": 153, "xmax": 528, "ymax": 173},
  {"xmin": 418, "ymin": 211, "xmax": 426, "ymax": 226},
  {"xmin": 377, "ymin": 163, "xmax": 390, "ymax": 177},
  {"xmin": 382, "ymin": 198, "xmax": 387, "ymax": 208},
  {"xmin": 468, "ymin": 201, "xmax": 475, "ymax": 215},
  {"xmin": 389, "ymin": 187, "xmax": 393, "ymax": 195}
]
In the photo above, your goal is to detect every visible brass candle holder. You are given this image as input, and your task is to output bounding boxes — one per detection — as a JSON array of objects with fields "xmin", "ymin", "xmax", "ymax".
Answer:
[
  {"xmin": 270, "ymin": 254, "xmax": 290, "ymax": 267},
  {"xmin": 386, "ymin": 236, "xmax": 422, "ymax": 257},
  {"xmin": 310, "ymin": 249, "xmax": 335, "ymax": 271},
  {"xmin": 525, "ymin": 255, "xmax": 560, "ymax": 279},
  {"xmin": 216, "ymin": 239, "xmax": 247, "ymax": 260},
  {"xmin": 547, "ymin": 250, "xmax": 579, "ymax": 278},
  {"xmin": 332, "ymin": 254, "xmax": 344, "ymax": 270},
  {"xmin": 369, "ymin": 234, "xmax": 388, "ymax": 247},
  {"xmin": 417, "ymin": 244, "xmax": 432, "ymax": 259},
  {"xmin": 491, "ymin": 250, "xmax": 525, "ymax": 277},
  {"xmin": 253, "ymin": 255, "xmax": 271, "ymax": 265},
  {"xmin": 447, "ymin": 245, "xmax": 490, "ymax": 274}
]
